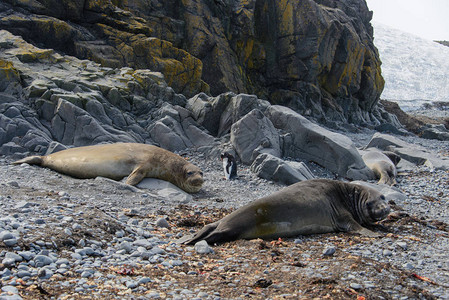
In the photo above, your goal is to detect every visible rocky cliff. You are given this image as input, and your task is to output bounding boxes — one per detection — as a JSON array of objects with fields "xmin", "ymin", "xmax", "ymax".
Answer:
[{"xmin": 0, "ymin": 0, "xmax": 385, "ymax": 124}]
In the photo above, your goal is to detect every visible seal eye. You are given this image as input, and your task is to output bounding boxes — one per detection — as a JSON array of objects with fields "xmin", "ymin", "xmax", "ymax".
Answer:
[
  {"xmin": 187, "ymin": 171, "xmax": 194, "ymax": 176},
  {"xmin": 380, "ymin": 195, "xmax": 386, "ymax": 201}
]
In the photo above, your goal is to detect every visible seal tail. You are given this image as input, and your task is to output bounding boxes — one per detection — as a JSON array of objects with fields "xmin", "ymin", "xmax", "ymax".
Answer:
[{"xmin": 12, "ymin": 156, "xmax": 44, "ymax": 166}]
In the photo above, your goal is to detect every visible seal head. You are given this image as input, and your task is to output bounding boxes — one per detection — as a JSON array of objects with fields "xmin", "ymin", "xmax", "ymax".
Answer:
[
  {"xmin": 180, "ymin": 163, "xmax": 204, "ymax": 193},
  {"xmin": 350, "ymin": 184, "xmax": 390, "ymax": 224}
]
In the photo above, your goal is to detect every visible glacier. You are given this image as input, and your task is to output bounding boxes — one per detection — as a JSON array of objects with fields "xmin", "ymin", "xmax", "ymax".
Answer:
[{"xmin": 372, "ymin": 22, "xmax": 449, "ymax": 111}]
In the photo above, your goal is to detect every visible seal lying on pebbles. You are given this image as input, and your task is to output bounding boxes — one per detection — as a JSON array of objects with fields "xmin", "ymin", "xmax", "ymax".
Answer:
[
  {"xmin": 182, "ymin": 179, "xmax": 390, "ymax": 244},
  {"xmin": 362, "ymin": 148, "xmax": 400, "ymax": 186},
  {"xmin": 12, "ymin": 143, "xmax": 204, "ymax": 193}
]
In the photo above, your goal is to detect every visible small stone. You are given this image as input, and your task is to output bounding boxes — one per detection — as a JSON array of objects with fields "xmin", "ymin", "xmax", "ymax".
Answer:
[
  {"xmin": 0, "ymin": 231, "xmax": 14, "ymax": 241},
  {"xmin": 83, "ymin": 247, "xmax": 95, "ymax": 256},
  {"xmin": 71, "ymin": 252, "xmax": 82, "ymax": 260},
  {"xmin": 322, "ymin": 247, "xmax": 336, "ymax": 256},
  {"xmin": 38, "ymin": 268, "xmax": 54, "ymax": 279},
  {"xmin": 156, "ymin": 218, "xmax": 170, "ymax": 228},
  {"xmin": 383, "ymin": 249, "xmax": 393, "ymax": 256},
  {"xmin": 397, "ymin": 242, "xmax": 407, "ymax": 250},
  {"xmin": 2, "ymin": 257, "xmax": 16, "ymax": 267},
  {"xmin": 1, "ymin": 285, "xmax": 18, "ymax": 294},
  {"xmin": 4, "ymin": 238, "xmax": 18, "ymax": 247},
  {"xmin": 63, "ymin": 216, "xmax": 74, "ymax": 222},
  {"xmin": 137, "ymin": 277, "xmax": 152, "ymax": 285},
  {"xmin": 119, "ymin": 241, "xmax": 133, "ymax": 253},
  {"xmin": 170, "ymin": 259, "xmax": 183, "ymax": 266},
  {"xmin": 8, "ymin": 181, "xmax": 19, "ymax": 188},
  {"xmin": 14, "ymin": 201, "xmax": 37, "ymax": 209},
  {"xmin": 5, "ymin": 252, "xmax": 22, "ymax": 262},
  {"xmin": 197, "ymin": 291, "xmax": 209, "ymax": 298},
  {"xmin": 56, "ymin": 258, "xmax": 70, "ymax": 265},
  {"xmin": 194, "ymin": 240, "xmax": 214, "ymax": 254},
  {"xmin": 81, "ymin": 271, "xmax": 93, "ymax": 278},
  {"xmin": 126, "ymin": 280, "xmax": 138, "ymax": 289},
  {"xmin": 350, "ymin": 283, "xmax": 362, "ymax": 290},
  {"xmin": 34, "ymin": 255, "xmax": 54, "ymax": 267},
  {"xmin": 133, "ymin": 239, "xmax": 152, "ymax": 248},
  {"xmin": 150, "ymin": 246, "xmax": 165, "ymax": 255}
]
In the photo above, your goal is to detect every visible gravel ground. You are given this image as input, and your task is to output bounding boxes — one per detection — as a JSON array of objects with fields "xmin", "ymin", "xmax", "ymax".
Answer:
[{"xmin": 0, "ymin": 129, "xmax": 448, "ymax": 299}]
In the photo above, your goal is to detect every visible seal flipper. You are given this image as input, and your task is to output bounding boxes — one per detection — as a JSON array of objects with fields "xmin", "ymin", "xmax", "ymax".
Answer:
[
  {"xmin": 340, "ymin": 217, "xmax": 381, "ymax": 237},
  {"xmin": 354, "ymin": 226, "xmax": 381, "ymax": 237},
  {"xmin": 126, "ymin": 166, "xmax": 146, "ymax": 186},
  {"xmin": 12, "ymin": 156, "xmax": 43, "ymax": 165},
  {"xmin": 182, "ymin": 222, "xmax": 220, "ymax": 245}
]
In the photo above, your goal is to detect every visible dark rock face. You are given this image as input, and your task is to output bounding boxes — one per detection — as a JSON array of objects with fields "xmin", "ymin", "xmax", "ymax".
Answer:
[{"xmin": 0, "ymin": 0, "xmax": 384, "ymax": 123}]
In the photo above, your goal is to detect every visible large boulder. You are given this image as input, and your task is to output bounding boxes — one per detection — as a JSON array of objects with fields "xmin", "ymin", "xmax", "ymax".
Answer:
[
  {"xmin": 148, "ymin": 104, "xmax": 216, "ymax": 152},
  {"xmin": 230, "ymin": 109, "xmax": 280, "ymax": 165},
  {"xmin": 187, "ymin": 93, "xmax": 270, "ymax": 137},
  {"xmin": 365, "ymin": 133, "xmax": 449, "ymax": 170},
  {"xmin": 266, "ymin": 105, "xmax": 374, "ymax": 180},
  {"xmin": 251, "ymin": 153, "xmax": 315, "ymax": 185},
  {"xmin": 420, "ymin": 125, "xmax": 449, "ymax": 141}
]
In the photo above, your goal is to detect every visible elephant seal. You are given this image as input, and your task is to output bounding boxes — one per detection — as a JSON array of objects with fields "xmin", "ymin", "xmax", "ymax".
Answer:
[
  {"xmin": 362, "ymin": 148, "xmax": 400, "ymax": 186},
  {"xmin": 182, "ymin": 179, "xmax": 390, "ymax": 244},
  {"xmin": 12, "ymin": 143, "xmax": 204, "ymax": 193}
]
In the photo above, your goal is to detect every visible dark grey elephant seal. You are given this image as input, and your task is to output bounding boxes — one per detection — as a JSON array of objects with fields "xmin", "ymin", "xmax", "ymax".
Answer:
[
  {"xmin": 362, "ymin": 148, "xmax": 400, "ymax": 186},
  {"xmin": 12, "ymin": 143, "xmax": 204, "ymax": 193},
  {"xmin": 182, "ymin": 179, "xmax": 390, "ymax": 244}
]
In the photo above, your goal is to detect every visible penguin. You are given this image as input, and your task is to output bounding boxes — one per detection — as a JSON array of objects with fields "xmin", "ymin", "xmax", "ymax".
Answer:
[{"xmin": 221, "ymin": 152, "xmax": 237, "ymax": 180}]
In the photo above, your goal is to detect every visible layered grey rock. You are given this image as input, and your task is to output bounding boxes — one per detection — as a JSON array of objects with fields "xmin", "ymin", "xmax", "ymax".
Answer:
[
  {"xmin": 251, "ymin": 153, "xmax": 314, "ymax": 185},
  {"xmin": 365, "ymin": 133, "xmax": 449, "ymax": 170},
  {"xmin": 0, "ymin": 31, "xmax": 213, "ymax": 157},
  {"xmin": 266, "ymin": 105, "xmax": 374, "ymax": 180},
  {"xmin": 230, "ymin": 109, "xmax": 280, "ymax": 165},
  {"xmin": 420, "ymin": 124, "xmax": 449, "ymax": 141},
  {"xmin": 187, "ymin": 93, "xmax": 269, "ymax": 137}
]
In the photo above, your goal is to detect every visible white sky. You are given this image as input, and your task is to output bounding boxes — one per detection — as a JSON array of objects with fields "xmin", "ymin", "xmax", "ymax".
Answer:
[{"xmin": 365, "ymin": 0, "xmax": 449, "ymax": 41}]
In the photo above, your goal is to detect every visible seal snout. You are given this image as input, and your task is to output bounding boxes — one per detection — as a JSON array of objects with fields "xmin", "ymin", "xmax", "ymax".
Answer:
[
  {"xmin": 183, "ymin": 168, "xmax": 204, "ymax": 193},
  {"xmin": 189, "ymin": 175, "xmax": 204, "ymax": 187},
  {"xmin": 370, "ymin": 199, "xmax": 390, "ymax": 221}
]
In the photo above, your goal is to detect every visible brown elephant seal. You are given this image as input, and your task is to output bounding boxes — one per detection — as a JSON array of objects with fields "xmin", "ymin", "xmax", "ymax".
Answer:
[
  {"xmin": 362, "ymin": 148, "xmax": 400, "ymax": 186},
  {"xmin": 182, "ymin": 179, "xmax": 390, "ymax": 244},
  {"xmin": 12, "ymin": 143, "xmax": 204, "ymax": 193}
]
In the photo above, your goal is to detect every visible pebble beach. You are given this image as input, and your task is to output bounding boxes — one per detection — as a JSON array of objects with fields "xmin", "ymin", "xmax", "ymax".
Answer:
[{"xmin": 0, "ymin": 127, "xmax": 448, "ymax": 299}]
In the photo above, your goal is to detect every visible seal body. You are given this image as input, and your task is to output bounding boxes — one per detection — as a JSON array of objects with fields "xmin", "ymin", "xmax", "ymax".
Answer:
[
  {"xmin": 12, "ymin": 143, "xmax": 204, "ymax": 193},
  {"xmin": 362, "ymin": 149, "xmax": 400, "ymax": 186},
  {"xmin": 183, "ymin": 179, "xmax": 390, "ymax": 244},
  {"xmin": 221, "ymin": 152, "xmax": 237, "ymax": 180}
]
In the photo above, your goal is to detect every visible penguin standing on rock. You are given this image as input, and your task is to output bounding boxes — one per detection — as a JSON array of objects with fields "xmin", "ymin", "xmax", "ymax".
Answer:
[{"xmin": 221, "ymin": 152, "xmax": 237, "ymax": 180}]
